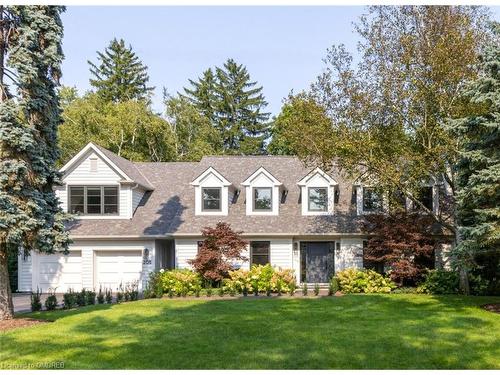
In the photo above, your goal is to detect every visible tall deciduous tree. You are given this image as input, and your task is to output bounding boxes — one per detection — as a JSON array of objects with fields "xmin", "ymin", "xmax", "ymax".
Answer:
[
  {"xmin": 88, "ymin": 38, "xmax": 154, "ymax": 102},
  {"xmin": 449, "ymin": 23, "xmax": 500, "ymax": 272},
  {"xmin": 59, "ymin": 92, "xmax": 176, "ymax": 163},
  {"xmin": 0, "ymin": 6, "xmax": 70, "ymax": 320},
  {"xmin": 188, "ymin": 222, "xmax": 248, "ymax": 283},
  {"xmin": 164, "ymin": 93, "xmax": 221, "ymax": 161},
  {"xmin": 272, "ymin": 6, "xmax": 492, "ymax": 292},
  {"xmin": 183, "ymin": 58, "xmax": 270, "ymax": 155}
]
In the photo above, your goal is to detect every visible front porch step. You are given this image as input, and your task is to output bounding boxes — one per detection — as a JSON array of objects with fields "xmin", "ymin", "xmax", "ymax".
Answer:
[{"xmin": 300, "ymin": 283, "xmax": 330, "ymax": 289}]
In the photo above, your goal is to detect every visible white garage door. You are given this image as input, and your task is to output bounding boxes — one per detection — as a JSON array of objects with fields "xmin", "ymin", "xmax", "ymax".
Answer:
[
  {"xmin": 37, "ymin": 251, "xmax": 82, "ymax": 292},
  {"xmin": 95, "ymin": 251, "xmax": 143, "ymax": 291}
]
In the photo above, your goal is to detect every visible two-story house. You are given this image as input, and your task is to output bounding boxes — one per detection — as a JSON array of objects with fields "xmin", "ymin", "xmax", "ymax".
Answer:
[{"xmin": 18, "ymin": 142, "xmax": 450, "ymax": 292}]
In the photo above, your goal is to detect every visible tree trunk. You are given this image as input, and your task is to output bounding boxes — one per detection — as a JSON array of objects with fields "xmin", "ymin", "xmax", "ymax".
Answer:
[
  {"xmin": 459, "ymin": 267, "xmax": 470, "ymax": 295},
  {"xmin": 0, "ymin": 242, "xmax": 14, "ymax": 320}
]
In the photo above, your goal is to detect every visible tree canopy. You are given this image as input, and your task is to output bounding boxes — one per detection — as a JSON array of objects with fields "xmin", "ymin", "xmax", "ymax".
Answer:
[
  {"xmin": 0, "ymin": 6, "xmax": 70, "ymax": 319},
  {"xmin": 183, "ymin": 58, "xmax": 270, "ymax": 155},
  {"xmin": 88, "ymin": 38, "xmax": 154, "ymax": 102}
]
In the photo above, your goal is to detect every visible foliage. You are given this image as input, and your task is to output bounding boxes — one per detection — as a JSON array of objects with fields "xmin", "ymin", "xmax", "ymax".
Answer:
[
  {"xmin": 144, "ymin": 271, "xmax": 164, "ymax": 299},
  {"xmin": 272, "ymin": 7, "xmax": 492, "ymax": 238},
  {"xmin": 362, "ymin": 212, "xmax": 437, "ymax": 285},
  {"xmin": 0, "ymin": 6, "xmax": 70, "ymax": 319},
  {"xmin": 44, "ymin": 289, "xmax": 58, "ymax": 311},
  {"xmin": 335, "ymin": 269, "xmax": 396, "ymax": 293},
  {"xmin": 158, "ymin": 269, "xmax": 202, "ymax": 296},
  {"xmin": 329, "ymin": 277, "xmax": 339, "ymax": 296},
  {"xmin": 205, "ymin": 287, "xmax": 213, "ymax": 297},
  {"xmin": 183, "ymin": 58, "xmax": 270, "ymax": 154},
  {"xmin": 105, "ymin": 289, "xmax": 112, "ymax": 304},
  {"xmin": 163, "ymin": 94, "xmax": 221, "ymax": 160},
  {"xmin": 59, "ymin": 92, "xmax": 176, "ymax": 164},
  {"xmin": 88, "ymin": 38, "xmax": 154, "ymax": 102},
  {"xmin": 302, "ymin": 283, "xmax": 308, "ymax": 296},
  {"xmin": 188, "ymin": 222, "xmax": 248, "ymax": 283},
  {"xmin": 7, "ymin": 251, "xmax": 17, "ymax": 292},
  {"xmin": 97, "ymin": 287, "xmax": 105, "ymax": 304},
  {"xmin": 224, "ymin": 264, "xmax": 296, "ymax": 295},
  {"xmin": 63, "ymin": 289, "xmax": 77, "ymax": 309},
  {"xmin": 30, "ymin": 288, "xmax": 42, "ymax": 312},
  {"xmin": 448, "ymin": 23, "xmax": 500, "ymax": 274},
  {"xmin": 417, "ymin": 269, "xmax": 460, "ymax": 294},
  {"xmin": 268, "ymin": 95, "xmax": 333, "ymax": 158},
  {"xmin": 124, "ymin": 281, "xmax": 139, "ymax": 301},
  {"xmin": 391, "ymin": 287, "xmax": 419, "ymax": 294},
  {"xmin": 85, "ymin": 290, "xmax": 96, "ymax": 305},
  {"xmin": 314, "ymin": 283, "xmax": 320, "ymax": 296},
  {"xmin": 76, "ymin": 289, "xmax": 87, "ymax": 307}
]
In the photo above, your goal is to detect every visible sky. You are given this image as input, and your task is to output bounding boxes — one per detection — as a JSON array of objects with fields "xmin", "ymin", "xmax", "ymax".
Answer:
[{"xmin": 60, "ymin": 6, "xmax": 500, "ymax": 118}]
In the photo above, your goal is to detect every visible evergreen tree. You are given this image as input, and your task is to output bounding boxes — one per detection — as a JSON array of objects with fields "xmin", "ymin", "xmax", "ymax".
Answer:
[
  {"xmin": 182, "ymin": 68, "xmax": 217, "ymax": 123},
  {"xmin": 88, "ymin": 38, "xmax": 154, "ymax": 102},
  {"xmin": 183, "ymin": 58, "xmax": 270, "ymax": 154},
  {"xmin": 450, "ymin": 23, "xmax": 500, "ymax": 271},
  {"xmin": 0, "ymin": 6, "xmax": 70, "ymax": 320},
  {"xmin": 214, "ymin": 59, "xmax": 270, "ymax": 154}
]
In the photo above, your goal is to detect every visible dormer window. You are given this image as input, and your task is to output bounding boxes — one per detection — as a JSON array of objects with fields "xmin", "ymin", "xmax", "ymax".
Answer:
[
  {"xmin": 242, "ymin": 167, "xmax": 282, "ymax": 216},
  {"xmin": 253, "ymin": 187, "xmax": 272, "ymax": 211},
  {"xmin": 202, "ymin": 187, "xmax": 221, "ymax": 211},
  {"xmin": 298, "ymin": 167, "xmax": 337, "ymax": 216},
  {"xmin": 362, "ymin": 187, "xmax": 383, "ymax": 212},
  {"xmin": 191, "ymin": 167, "xmax": 231, "ymax": 216},
  {"xmin": 308, "ymin": 187, "xmax": 328, "ymax": 212}
]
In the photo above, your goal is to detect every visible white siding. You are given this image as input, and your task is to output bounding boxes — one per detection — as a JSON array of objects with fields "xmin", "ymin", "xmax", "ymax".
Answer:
[
  {"xmin": 120, "ymin": 185, "xmax": 131, "ymax": 218},
  {"xmin": 336, "ymin": 238, "xmax": 364, "ymax": 271},
  {"xmin": 270, "ymin": 239, "xmax": 293, "ymax": 269},
  {"xmin": 18, "ymin": 252, "xmax": 32, "ymax": 292},
  {"xmin": 175, "ymin": 239, "xmax": 199, "ymax": 269},
  {"xmin": 64, "ymin": 151, "xmax": 122, "ymax": 184},
  {"xmin": 132, "ymin": 187, "xmax": 145, "ymax": 213}
]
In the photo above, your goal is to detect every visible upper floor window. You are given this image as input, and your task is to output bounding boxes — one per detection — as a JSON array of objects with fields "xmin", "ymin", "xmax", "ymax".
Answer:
[
  {"xmin": 363, "ymin": 187, "xmax": 383, "ymax": 212},
  {"xmin": 253, "ymin": 187, "xmax": 272, "ymax": 211},
  {"xmin": 202, "ymin": 188, "xmax": 221, "ymax": 212},
  {"xmin": 69, "ymin": 186, "xmax": 119, "ymax": 215},
  {"xmin": 308, "ymin": 187, "xmax": 328, "ymax": 212}
]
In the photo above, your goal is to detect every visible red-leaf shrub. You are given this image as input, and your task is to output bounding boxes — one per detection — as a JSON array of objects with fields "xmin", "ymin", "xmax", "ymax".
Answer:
[
  {"xmin": 362, "ymin": 212, "xmax": 437, "ymax": 286},
  {"xmin": 188, "ymin": 222, "xmax": 248, "ymax": 283}
]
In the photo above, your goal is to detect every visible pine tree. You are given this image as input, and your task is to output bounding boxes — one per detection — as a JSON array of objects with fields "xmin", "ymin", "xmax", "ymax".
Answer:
[
  {"xmin": 88, "ymin": 38, "xmax": 154, "ymax": 102},
  {"xmin": 214, "ymin": 59, "xmax": 270, "ymax": 154},
  {"xmin": 0, "ymin": 6, "xmax": 70, "ymax": 320},
  {"xmin": 182, "ymin": 68, "xmax": 217, "ymax": 123},
  {"xmin": 183, "ymin": 59, "xmax": 270, "ymax": 154},
  {"xmin": 450, "ymin": 23, "xmax": 500, "ymax": 272}
]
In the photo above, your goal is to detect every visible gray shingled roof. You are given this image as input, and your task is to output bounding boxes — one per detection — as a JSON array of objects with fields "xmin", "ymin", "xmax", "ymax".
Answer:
[
  {"xmin": 93, "ymin": 143, "xmax": 155, "ymax": 191},
  {"xmin": 66, "ymin": 149, "xmax": 368, "ymax": 238}
]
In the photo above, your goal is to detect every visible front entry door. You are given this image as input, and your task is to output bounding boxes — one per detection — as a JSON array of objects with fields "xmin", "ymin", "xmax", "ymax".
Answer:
[{"xmin": 301, "ymin": 242, "xmax": 334, "ymax": 283}]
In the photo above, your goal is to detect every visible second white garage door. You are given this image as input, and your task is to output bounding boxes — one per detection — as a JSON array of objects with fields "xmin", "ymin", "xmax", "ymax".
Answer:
[{"xmin": 95, "ymin": 251, "xmax": 143, "ymax": 291}]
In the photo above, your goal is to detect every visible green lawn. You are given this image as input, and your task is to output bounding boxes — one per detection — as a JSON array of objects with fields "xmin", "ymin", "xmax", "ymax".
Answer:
[{"xmin": 1, "ymin": 294, "xmax": 499, "ymax": 369}]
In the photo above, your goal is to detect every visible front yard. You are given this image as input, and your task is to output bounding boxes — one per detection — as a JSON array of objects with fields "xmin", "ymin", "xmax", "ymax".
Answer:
[{"xmin": 1, "ymin": 294, "xmax": 499, "ymax": 369}]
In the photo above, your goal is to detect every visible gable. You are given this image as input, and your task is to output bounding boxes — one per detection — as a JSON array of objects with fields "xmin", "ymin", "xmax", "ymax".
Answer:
[
  {"xmin": 191, "ymin": 167, "xmax": 231, "ymax": 186},
  {"xmin": 298, "ymin": 167, "xmax": 337, "ymax": 186},
  {"xmin": 242, "ymin": 167, "xmax": 281, "ymax": 186},
  {"xmin": 63, "ymin": 150, "xmax": 123, "ymax": 184}
]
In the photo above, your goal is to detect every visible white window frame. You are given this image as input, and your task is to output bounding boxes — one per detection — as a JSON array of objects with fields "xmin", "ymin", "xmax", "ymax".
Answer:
[
  {"xmin": 242, "ymin": 167, "xmax": 282, "ymax": 216},
  {"xmin": 191, "ymin": 167, "xmax": 231, "ymax": 216},
  {"xmin": 298, "ymin": 167, "xmax": 337, "ymax": 216}
]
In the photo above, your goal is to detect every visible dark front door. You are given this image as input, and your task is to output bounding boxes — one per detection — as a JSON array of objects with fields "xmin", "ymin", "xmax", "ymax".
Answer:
[{"xmin": 301, "ymin": 242, "xmax": 334, "ymax": 283}]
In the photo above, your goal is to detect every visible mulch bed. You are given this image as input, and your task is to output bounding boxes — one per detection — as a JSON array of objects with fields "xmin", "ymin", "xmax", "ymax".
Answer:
[
  {"xmin": 481, "ymin": 303, "xmax": 500, "ymax": 314},
  {"xmin": 0, "ymin": 318, "xmax": 50, "ymax": 332}
]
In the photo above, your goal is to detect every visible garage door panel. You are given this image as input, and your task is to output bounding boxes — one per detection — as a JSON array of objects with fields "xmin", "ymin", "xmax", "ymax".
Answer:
[
  {"xmin": 36, "ymin": 251, "xmax": 82, "ymax": 292},
  {"xmin": 95, "ymin": 251, "xmax": 143, "ymax": 291}
]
